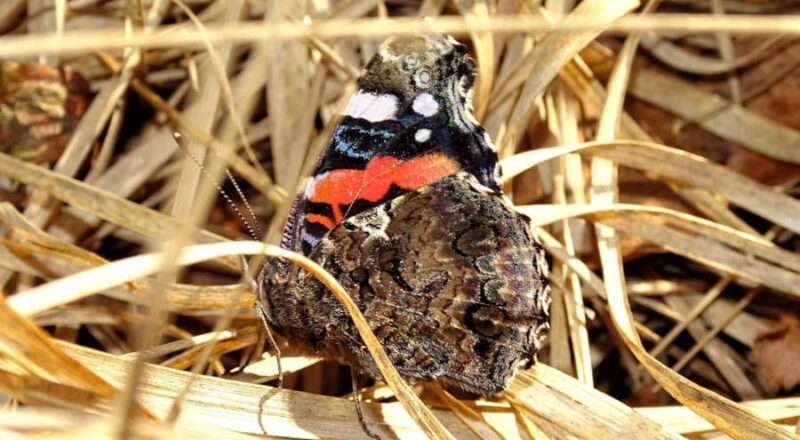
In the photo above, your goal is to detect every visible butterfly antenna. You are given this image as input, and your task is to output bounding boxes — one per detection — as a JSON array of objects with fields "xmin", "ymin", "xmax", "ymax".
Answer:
[
  {"xmin": 172, "ymin": 131, "xmax": 263, "ymax": 240},
  {"xmin": 221, "ymin": 165, "xmax": 263, "ymax": 239}
]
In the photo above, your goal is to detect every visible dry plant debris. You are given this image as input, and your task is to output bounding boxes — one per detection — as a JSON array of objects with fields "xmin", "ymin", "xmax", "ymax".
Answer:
[
  {"xmin": 752, "ymin": 313, "xmax": 800, "ymax": 394},
  {"xmin": 0, "ymin": 1, "xmax": 799, "ymax": 439}
]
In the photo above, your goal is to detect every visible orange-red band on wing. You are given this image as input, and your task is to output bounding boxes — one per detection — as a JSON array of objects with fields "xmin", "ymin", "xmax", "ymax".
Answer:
[
  {"xmin": 305, "ymin": 213, "xmax": 336, "ymax": 230},
  {"xmin": 304, "ymin": 153, "xmax": 459, "ymax": 229}
]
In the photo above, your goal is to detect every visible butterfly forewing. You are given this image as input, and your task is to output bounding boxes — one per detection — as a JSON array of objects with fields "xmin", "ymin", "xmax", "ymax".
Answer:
[{"xmin": 286, "ymin": 35, "xmax": 501, "ymax": 256}]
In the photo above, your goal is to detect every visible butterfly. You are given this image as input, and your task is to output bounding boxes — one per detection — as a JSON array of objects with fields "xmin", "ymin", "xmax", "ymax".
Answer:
[{"xmin": 258, "ymin": 35, "xmax": 550, "ymax": 395}]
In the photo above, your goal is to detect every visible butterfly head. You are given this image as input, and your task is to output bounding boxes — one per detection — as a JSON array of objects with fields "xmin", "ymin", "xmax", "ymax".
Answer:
[{"xmin": 359, "ymin": 35, "xmax": 475, "ymax": 110}]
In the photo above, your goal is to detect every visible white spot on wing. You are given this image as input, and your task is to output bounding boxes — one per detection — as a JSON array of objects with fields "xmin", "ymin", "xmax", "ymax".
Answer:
[
  {"xmin": 412, "ymin": 93, "xmax": 439, "ymax": 117},
  {"xmin": 344, "ymin": 90, "xmax": 399, "ymax": 122},
  {"xmin": 414, "ymin": 128, "xmax": 432, "ymax": 143},
  {"xmin": 349, "ymin": 205, "xmax": 391, "ymax": 240},
  {"xmin": 303, "ymin": 174, "xmax": 323, "ymax": 198}
]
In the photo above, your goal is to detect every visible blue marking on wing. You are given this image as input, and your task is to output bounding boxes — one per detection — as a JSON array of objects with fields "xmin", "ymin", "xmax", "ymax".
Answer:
[{"xmin": 332, "ymin": 122, "xmax": 396, "ymax": 160}]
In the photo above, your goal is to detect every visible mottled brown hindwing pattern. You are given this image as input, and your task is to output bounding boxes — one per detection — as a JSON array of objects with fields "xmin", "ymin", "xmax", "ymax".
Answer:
[{"xmin": 260, "ymin": 174, "xmax": 549, "ymax": 394}]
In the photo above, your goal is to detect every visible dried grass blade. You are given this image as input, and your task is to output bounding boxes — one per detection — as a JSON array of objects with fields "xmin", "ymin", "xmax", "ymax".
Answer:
[
  {"xmin": 0, "ymin": 298, "xmax": 112, "ymax": 396},
  {"xmin": 508, "ymin": 399, "xmax": 554, "ymax": 440},
  {"xmin": 432, "ymin": 384, "xmax": 503, "ymax": 440},
  {"xmin": 0, "ymin": 370, "xmax": 109, "ymax": 414},
  {"xmin": 519, "ymin": 203, "xmax": 769, "ymax": 245},
  {"xmin": 127, "ymin": 78, "xmax": 280, "ymax": 204},
  {"xmin": 6, "ymin": 242, "xmax": 260, "ymax": 317},
  {"xmin": 501, "ymin": 0, "xmax": 638, "ymax": 151},
  {"xmin": 638, "ymin": 34, "xmax": 786, "ymax": 75},
  {"xmin": 602, "ymin": 216, "xmax": 800, "ymax": 297},
  {"xmin": 665, "ymin": 295, "xmax": 761, "ymax": 400},
  {"xmin": 671, "ymin": 287, "xmax": 759, "ymax": 373},
  {"xmin": 8, "ymin": 241, "xmax": 455, "ymax": 439},
  {"xmin": 6, "ymin": 14, "xmax": 800, "ymax": 59},
  {"xmin": 0, "ymin": 1, "xmax": 24, "ymax": 34},
  {"xmin": 549, "ymin": 85, "xmax": 593, "ymax": 386},
  {"xmin": 58, "ymin": 341, "xmax": 473, "ymax": 439},
  {"xmin": 590, "ymin": 25, "xmax": 644, "ymax": 430},
  {"xmin": 21, "ymin": 65, "xmax": 138, "ymax": 229},
  {"xmin": 0, "ymin": 297, "xmax": 153, "ymax": 420},
  {"xmin": 559, "ymin": 46, "xmax": 762, "ymax": 239},
  {"xmin": 590, "ymin": 144, "xmax": 800, "ymax": 234},
  {"xmin": 627, "ymin": 65, "xmax": 800, "ymax": 165},
  {"xmin": 506, "ymin": 366, "xmax": 683, "ymax": 439},
  {"xmin": 267, "ymin": 1, "xmax": 312, "ymax": 190},
  {"xmin": 500, "ymin": 140, "xmax": 800, "ymax": 235},
  {"xmin": 169, "ymin": 0, "xmax": 245, "ymax": 219},
  {"xmin": 590, "ymin": 21, "xmax": 792, "ymax": 439},
  {"xmin": 456, "ymin": 0, "xmax": 494, "ymax": 120},
  {"xmin": 172, "ymin": 0, "xmax": 261, "ymax": 174},
  {"xmin": 522, "ymin": 204, "xmax": 800, "ymax": 294},
  {"xmin": 0, "ymin": 203, "xmax": 252, "ymax": 309},
  {"xmin": 137, "ymin": 281, "xmax": 254, "ymax": 310},
  {"xmin": 583, "ymin": 241, "xmax": 792, "ymax": 438},
  {"xmin": 0, "ymin": 202, "xmax": 107, "ymax": 266},
  {"xmin": 0, "ymin": 408, "xmax": 261, "ymax": 439},
  {"xmin": 0, "ymin": 153, "xmax": 237, "ymax": 269},
  {"xmin": 242, "ymin": 355, "xmax": 320, "ymax": 381},
  {"xmin": 536, "ymin": 226, "xmax": 730, "ymax": 345},
  {"xmin": 637, "ymin": 398, "xmax": 800, "ymax": 435},
  {"xmin": 19, "ymin": 0, "xmax": 166, "ymax": 233}
]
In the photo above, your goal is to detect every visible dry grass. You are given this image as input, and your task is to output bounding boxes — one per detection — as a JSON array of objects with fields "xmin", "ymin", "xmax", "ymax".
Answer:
[{"xmin": 1, "ymin": 0, "xmax": 799, "ymax": 439}]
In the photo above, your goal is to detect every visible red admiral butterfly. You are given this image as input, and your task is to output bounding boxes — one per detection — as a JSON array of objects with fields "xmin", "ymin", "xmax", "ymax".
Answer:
[{"xmin": 258, "ymin": 35, "xmax": 549, "ymax": 395}]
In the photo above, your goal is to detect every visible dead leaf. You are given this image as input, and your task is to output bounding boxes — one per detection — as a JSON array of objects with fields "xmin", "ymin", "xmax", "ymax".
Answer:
[
  {"xmin": 726, "ymin": 145, "xmax": 800, "ymax": 186},
  {"xmin": 751, "ymin": 313, "xmax": 800, "ymax": 393},
  {"xmin": 0, "ymin": 62, "xmax": 90, "ymax": 163}
]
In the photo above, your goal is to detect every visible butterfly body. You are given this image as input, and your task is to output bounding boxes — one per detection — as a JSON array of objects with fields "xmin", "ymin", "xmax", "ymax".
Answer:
[{"xmin": 259, "ymin": 35, "xmax": 549, "ymax": 394}]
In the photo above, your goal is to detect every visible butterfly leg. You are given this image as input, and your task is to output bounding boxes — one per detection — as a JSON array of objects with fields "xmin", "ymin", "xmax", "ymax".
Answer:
[
  {"xmin": 351, "ymin": 367, "xmax": 382, "ymax": 440},
  {"xmin": 254, "ymin": 267, "xmax": 284, "ymax": 389}
]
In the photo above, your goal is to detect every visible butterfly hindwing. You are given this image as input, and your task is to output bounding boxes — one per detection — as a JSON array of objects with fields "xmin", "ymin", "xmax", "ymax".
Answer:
[{"xmin": 262, "ymin": 174, "xmax": 549, "ymax": 394}]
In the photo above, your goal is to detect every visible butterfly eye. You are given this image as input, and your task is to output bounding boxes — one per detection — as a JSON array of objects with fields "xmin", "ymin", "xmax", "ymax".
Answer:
[{"xmin": 415, "ymin": 69, "xmax": 432, "ymax": 88}]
